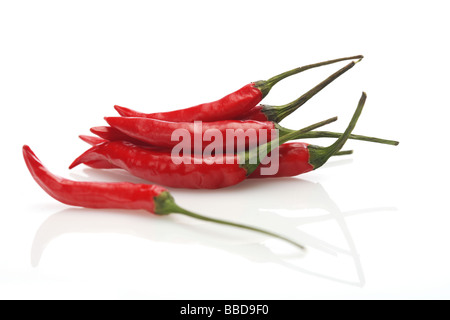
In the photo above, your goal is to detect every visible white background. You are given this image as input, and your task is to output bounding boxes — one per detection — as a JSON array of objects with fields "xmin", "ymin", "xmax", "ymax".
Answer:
[{"xmin": 1, "ymin": 1, "xmax": 449, "ymax": 299}]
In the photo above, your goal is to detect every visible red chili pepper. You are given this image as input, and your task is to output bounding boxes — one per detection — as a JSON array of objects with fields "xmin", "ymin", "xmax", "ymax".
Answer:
[
  {"xmin": 114, "ymin": 55, "xmax": 363, "ymax": 122},
  {"xmin": 70, "ymin": 93, "xmax": 367, "ymax": 189},
  {"xmin": 118, "ymin": 59, "xmax": 358, "ymax": 123},
  {"xmin": 23, "ymin": 145, "xmax": 306, "ymax": 250},
  {"xmin": 104, "ymin": 113, "xmax": 398, "ymax": 152},
  {"xmin": 104, "ymin": 117, "xmax": 291, "ymax": 151}
]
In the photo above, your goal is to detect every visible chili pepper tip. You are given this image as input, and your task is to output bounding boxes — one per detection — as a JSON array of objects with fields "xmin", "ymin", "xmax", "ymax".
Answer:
[
  {"xmin": 79, "ymin": 135, "xmax": 107, "ymax": 147},
  {"xmin": 69, "ymin": 147, "xmax": 96, "ymax": 169},
  {"xmin": 114, "ymin": 105, "xmax": 148, "ymax": 118}
]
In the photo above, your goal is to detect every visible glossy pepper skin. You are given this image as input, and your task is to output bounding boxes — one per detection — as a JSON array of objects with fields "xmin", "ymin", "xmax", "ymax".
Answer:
[
  {"xmin": 249, "ymin": 142, "xmax": 314, "ymax": 178},
  {"xmin": 104, "ymin": 117, "xmax": 283, "ymax": 150},
  {"xmin": 23, "ymin": 145, "xmax": 165, "ymax": 212},
  {"xmin": 78, "ymin": 137, "xmax": 354, "ymax": 177},
  {"xmin": 70, "ymin": 96, "xmax": 367, "ymax": 190},
  {"xmin": 76, "ymin": 139, "xmax": 317, "ymax": 177},
  {"xmin": 70, "ymin": 141, "xmax": 249, "ymax": 189},
  {"xmin": 114, "ymin": 55, "xmax": 363, "ymax": 122}
]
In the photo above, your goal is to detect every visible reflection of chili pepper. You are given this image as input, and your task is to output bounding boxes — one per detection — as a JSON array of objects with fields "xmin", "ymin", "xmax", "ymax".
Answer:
[
  {"xmin": 23, "ymin": 145, "xmax": 306, "ymax": 250},
  {"xmin": 114, "ymin": 55, "xmax": 362, "ymax": 122},
  {"xmin": 71, "ymin": 93, "xmax": 367, "ymax": 188}
]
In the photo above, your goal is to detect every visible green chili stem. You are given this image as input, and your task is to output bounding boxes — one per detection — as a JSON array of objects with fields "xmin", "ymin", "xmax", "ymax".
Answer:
[
  {"xmin": 275, "ymin": 117, "xmax": 339, "ymax": 145},
  {"xmin": 309, "ymin": 92, "xmax": 367, "ymax": 169},
  {"xmin": 243, "ymin": 116, "xmax": 338, "ymax": 174},
  {"xmin": 334, "ymin": 150, "xmax": 353, "ymax": 156},
  {"xmin": 154, "ymin": 192, "xmax": 306, "ymax": 251},
  {"xmin": 171, "ymin": 204, "xmax": 306, "ymax": 251},
  {"xmin": 299, "ymin": 131, "xmax": 399, "ymax": 146},
  {"xmin": 255, "ymin": 55, "xmax": 363, "ymax": 98},
  {"xmin": 265, "ymin": 60, "xmax": 359, "ymax": 123}
]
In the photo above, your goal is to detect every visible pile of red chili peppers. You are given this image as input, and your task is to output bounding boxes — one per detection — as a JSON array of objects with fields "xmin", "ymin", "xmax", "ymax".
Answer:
[{"xmin": 24, "ymin": 55, "xmax": 398, "ymax": 251}]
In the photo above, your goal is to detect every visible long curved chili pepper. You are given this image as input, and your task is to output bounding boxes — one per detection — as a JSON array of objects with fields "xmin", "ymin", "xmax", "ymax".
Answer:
[
  {"xmin": 71, "ymin": 93, "xmax": 366, "ymax": 189},
  {"xmin": 23, "ymin": 145, "xmax": 306, "ymax": 250},
  {"xmin": 104, "ymin": 117, "xmax": 295, "ymax": 151},
  {"xmin": 114, "ymin": 55, "xmax": 363, "ymax": 122}
]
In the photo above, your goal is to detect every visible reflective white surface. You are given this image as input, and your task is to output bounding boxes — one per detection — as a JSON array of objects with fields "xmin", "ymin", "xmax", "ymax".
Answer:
[{"xmin": 1, "ymin": 0, "xmax": 449, "ymax": 299}]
